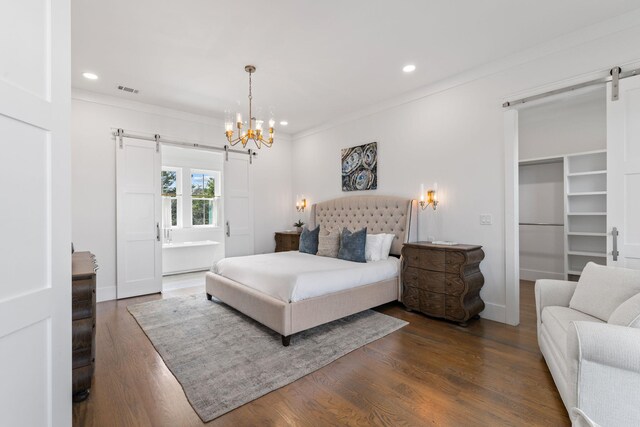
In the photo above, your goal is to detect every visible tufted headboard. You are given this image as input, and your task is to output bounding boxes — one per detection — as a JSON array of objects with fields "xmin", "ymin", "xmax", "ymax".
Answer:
[{"xmin": 308, "ymin": 195, "xmax": 417, "ymax": 256}]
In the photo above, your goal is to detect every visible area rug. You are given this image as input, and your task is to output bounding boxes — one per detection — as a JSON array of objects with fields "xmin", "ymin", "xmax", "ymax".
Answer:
[{"xmin": 127, "ymin": 294, "xmax": 407, "ymax": 422}]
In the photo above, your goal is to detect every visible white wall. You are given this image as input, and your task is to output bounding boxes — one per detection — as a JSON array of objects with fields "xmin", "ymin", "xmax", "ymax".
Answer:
[
  {"xmin": 518, "ymin": 89, "xmax": 606, "ymax": 161},
  {"xmin": 518, "ymin": 162, "xmax": 565, "ymax": 280},
  {"xmin": 291, "ymin": 22, "xmax": 640, "ymax": 323},
  {"xmin": 71, "ymin": 91, "xmax": 293, "ymax": 301}
]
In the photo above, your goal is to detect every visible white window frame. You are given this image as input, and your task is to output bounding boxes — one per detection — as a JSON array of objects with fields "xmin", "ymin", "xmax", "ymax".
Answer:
[
  {"xmin": 161, "ymin": 166, "xmax": 182, "ymax": 228},
  {"xmin": 190, "ymin": 169, "xmax": 222, "ymax": 228}
]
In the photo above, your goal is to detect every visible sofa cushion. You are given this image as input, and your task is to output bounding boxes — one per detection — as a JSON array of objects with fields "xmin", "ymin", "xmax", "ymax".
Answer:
[
  {"xmin": 569, "ymin": 262, "xmax": 640, "ymax": 321},
  {"xmin": 541, "ymin": 306, "xmax": 602, "ymax": 359},
  {"xmin": 608, "ymin": 292, "xmax": 640, "ymax": 328}
]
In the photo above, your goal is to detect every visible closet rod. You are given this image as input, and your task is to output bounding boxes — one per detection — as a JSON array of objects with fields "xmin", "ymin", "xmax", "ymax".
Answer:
[
  {"xmin": 503, "ymin": 66, "xmax": 640, "ymax": 107},
  {"xmin": 519, "ymin": 222, "xmax": 564, "ymax": 227},
  {"xmin": 112, "ymin": 129, "xmax": 258, "ymax": 159}
]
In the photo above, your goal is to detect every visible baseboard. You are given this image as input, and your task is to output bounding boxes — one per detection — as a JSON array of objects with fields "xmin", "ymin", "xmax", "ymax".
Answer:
[
  {"xmin": 97, "ymin": 286, "xmax": 116, "ymax": 302},
  {"xmin": 480, "ymin": 302, "xmax": 506, "ymax": 323},
  {"xmin": 520, "ymin": 268, "xmax": 564, "ymax": 282}
]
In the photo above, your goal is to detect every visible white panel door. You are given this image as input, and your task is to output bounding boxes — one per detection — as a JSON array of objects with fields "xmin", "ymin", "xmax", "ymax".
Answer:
[
  {"xmin": 607, "ymin": 75, "xmax": 640, "ymax": 269},
  {"xmin": 0, "ymin": 0, "xmax": 71, "ymax": 425},
  {"xmin": 224, "ymin": 152, "xmax": 254, "ymax": 257},
  {"xmin": 116, "ymin": 137, "xmax": 162, "ymax": 298}
]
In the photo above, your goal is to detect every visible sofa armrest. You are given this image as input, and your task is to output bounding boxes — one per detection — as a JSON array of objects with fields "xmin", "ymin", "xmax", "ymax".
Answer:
[
  {"xmin": 535, "ymin": 279, "xmax": 577, "ymax": 329},
  {"xmin": 567, "ymin": 322, "xmax": 640, "ymax": 426}
]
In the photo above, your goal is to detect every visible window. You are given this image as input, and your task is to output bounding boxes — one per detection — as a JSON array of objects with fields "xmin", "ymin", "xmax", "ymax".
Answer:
[
  {"xmin": 161, "ymin": 168, "xmax": 180, "ymax": 227},
  {"xmin": 191, "ymin": 171, "xmax": 220, "ymax": 227}
]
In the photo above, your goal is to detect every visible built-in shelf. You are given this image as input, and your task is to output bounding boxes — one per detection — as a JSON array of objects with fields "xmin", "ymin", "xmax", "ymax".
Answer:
[
  {"xmin": 565, "ymin": 150, "xmax": 607, "ymax": 280},
  {"xmin": 567, "ymin": 191, "xmax": 607, "ymax": 196},
  {"xmin": 567, "ymin": 212, "xmax": 607, "ymax": 216},
  {"xmin": 567, "ymin": 250, "xmax": 607, "ymax": 257},
  {"xmin": 567, "ymin": 170, "xmax": 607, "ymax": 177},
  {"xmin": 162, "ymin": 240, "xmax": 220, "ymax": 249}
]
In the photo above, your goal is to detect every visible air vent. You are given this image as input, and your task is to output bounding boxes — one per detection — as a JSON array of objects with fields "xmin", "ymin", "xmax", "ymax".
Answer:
[{"xmin": 117, "ymin": 85, "xmax": 139, "ymax": 94}]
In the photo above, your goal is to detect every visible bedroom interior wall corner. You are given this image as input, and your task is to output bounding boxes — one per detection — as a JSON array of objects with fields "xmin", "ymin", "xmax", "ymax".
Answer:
[
  {"xmin": 71, "ymin": 93, "xmax": 294, "ymax": 302},
  {"xmin": 291, "ymin": 23, "xmax": 640, "ymax": 324}
]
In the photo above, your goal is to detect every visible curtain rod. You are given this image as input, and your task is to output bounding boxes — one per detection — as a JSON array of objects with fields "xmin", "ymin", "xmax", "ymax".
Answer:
[
  {"xmin": 112, "ymin": 129, "xmax": 258, "ymax": 161},
  {"xmin": 503, "ymin": 66, "xmax": 640, "ymax": 108}
]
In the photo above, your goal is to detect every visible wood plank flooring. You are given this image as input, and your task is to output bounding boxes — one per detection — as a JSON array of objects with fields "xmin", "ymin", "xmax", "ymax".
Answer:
[{"xmin": 73, "ymin": 280, "xmax": 569, "ymax": 426}]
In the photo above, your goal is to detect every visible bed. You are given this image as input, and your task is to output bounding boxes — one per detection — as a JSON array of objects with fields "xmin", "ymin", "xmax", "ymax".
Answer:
[{"xmin": 205, "ymin": 195, "xmax": 417, "ymax": 345}]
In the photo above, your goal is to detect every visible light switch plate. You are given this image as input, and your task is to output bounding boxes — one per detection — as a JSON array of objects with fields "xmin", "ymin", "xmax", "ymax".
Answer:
[{"xmin": 480, "ymin": 214, "xmax": 493, "ymax": 225}]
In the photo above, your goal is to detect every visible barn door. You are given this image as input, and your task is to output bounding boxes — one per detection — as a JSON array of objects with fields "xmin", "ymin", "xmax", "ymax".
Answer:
[
  {"xmin": 607, "ymin": 74, "xmax": 640, "ymax": 269},
  {"xmin": 224, "ymin": 152, "xmax": 254, "ymax": 257},
  {"xmin": 116, "ymin": 136, "xmax": 162, "ymax": 298}
]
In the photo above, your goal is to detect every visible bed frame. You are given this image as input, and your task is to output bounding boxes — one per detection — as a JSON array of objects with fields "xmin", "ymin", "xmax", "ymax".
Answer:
[{"xmin": 205, "ymin": 195, "xmax": 417, "ymax": 346}]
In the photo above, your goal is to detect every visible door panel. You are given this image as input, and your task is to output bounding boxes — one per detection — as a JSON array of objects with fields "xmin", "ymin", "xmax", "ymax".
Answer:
[
  {"xmin": 224, "ymin": 153, "xmax": 254, "ymax": 257},
  {"xmin": 607, "ymin": 75, "xmax": 640, "ymax": 268},
  {"xmin": 116, "ymin": 137, "xmax": 162, "ymax": 298},
  {"xmin": 0, "ymin": 0, "xmax": 71, "ymax": 425}
]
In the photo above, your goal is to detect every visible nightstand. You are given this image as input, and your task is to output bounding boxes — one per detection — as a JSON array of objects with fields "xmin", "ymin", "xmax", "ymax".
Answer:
[
  {"xmin": 275, "ymin": 231, "xmax": 301, "ymax": 252},
  {"xmin": 401, "ymin": 242, "xmax": 485, "ymax": 326}
]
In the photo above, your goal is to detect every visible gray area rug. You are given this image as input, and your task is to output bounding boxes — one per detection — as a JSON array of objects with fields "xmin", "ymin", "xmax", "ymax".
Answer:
[{"xmin": 128, "ymin": 294, "xmax": 407, "ymax": 422}]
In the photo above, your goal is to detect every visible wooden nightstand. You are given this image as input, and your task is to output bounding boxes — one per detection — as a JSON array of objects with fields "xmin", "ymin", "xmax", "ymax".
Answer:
[
  {"xmin": 401, "ymin": 242, "xmax": 485, "ymax": 326},
  {"xmin": 275, "ymin": 231, "xmax": 302, "ymax": 252}
]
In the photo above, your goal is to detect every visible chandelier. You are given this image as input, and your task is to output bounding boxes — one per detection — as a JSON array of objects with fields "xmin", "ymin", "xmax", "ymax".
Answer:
[{"xmin": 225, "ymin": 65, "xmax": 274, "ymax": 149}]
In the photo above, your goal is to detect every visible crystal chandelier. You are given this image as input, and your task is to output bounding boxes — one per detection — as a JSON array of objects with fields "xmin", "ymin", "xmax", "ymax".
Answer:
[{"xmin": 225, "ymin": 65, "xmax": 274, "ymax": 149}]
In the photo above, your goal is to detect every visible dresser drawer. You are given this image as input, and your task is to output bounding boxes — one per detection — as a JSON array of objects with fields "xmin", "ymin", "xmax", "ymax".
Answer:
[
  {"xmin": 445, "ymin": 295, "xmax": 466, "ymax": 321},
  {"xmin": 403, "ymin": 267, "xmax": 421, "ymax": 287},
  {"xmin": 403, "ymin": 247, "xmax": 446, "ymax": 271},
  {"xmin": 445, "ymin": 251, "xmax": 466, "ymax": 273},
  {"xmin": 445, "ymin": 274, "xmax": 465, "ymax": 295},
  {"xmin": 403, "ymin": 286, "xmax": 420, "ymax": 310},
  {"xmin": 424, "ymin": 271, "xmax": 445, "ymax": 293},
  {"xmin": 420, "ymin": 290, "xmax": 445, "ymax": 317}
]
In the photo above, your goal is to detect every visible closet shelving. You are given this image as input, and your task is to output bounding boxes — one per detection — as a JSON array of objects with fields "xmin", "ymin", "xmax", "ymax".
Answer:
[{"xmin": 564, "ymin": 150, "xmax": 607, "ymax": 278}]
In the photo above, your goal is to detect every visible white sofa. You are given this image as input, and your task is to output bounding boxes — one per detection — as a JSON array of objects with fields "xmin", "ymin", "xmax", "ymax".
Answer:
[{"xmin": 535, "ymin": 262, "xmax": 640, "ymax": 426}]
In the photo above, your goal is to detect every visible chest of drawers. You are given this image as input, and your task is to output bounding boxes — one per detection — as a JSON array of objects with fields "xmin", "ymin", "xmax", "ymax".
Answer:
[
  {"xmin": 275, "ymin": 231, "xmax": 301, "ymax": 252},
  {"xmin": 401, "ymin": 242, "xmax": 485, "ymax": 326},
  {"xmin": 72, "ymin": 251, "xmax": 97, "ymax": 402}
]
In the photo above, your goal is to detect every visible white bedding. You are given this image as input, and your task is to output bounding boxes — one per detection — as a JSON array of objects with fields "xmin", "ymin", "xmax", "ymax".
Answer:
[{"xmin": 212, "ymin": 251, "xmax": 399, "ymax": 303}]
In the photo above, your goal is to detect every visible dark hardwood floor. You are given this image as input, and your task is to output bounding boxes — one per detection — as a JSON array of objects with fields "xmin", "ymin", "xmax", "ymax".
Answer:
[{"xmin": 73, "ymin": 280, "xmax": 569, "ymax": 426}]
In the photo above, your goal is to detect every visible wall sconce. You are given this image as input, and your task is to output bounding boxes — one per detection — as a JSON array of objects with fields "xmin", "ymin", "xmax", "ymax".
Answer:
[
  {"xmin": 296, "ymin": 195, "xmax": 307, "ymax": 212},
  {"xmin": 419, "ymin": 183, "xmax": 439, "ymax": 210}
]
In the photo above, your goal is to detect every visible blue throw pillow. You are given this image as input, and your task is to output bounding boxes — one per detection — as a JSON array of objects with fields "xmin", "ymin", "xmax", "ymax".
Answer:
[
  {"xmin": 338, "ymin": 227, "xmax": 367, "ymax": 263},
  {"xmin": 299, "ymin": 226, "xmax": 320, "ymax": 254}
]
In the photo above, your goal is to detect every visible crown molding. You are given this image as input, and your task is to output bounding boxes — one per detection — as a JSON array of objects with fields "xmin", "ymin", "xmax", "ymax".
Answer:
[
  {"xmin": 72, "ymin": 88, "xmax": 293, "ymax": 138},
  {"xmin": 293, "ymin": 8, "xmax": 640, "ymax": 140}
]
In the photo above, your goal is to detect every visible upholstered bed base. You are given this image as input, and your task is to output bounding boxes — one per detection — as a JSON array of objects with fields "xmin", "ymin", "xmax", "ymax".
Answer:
[
  {"xmin": 206, "ymin": 272, "xmax": 400, "ymax": 341},
  {"xmin": 207, "ymin": 195, "xmax": 415, "ymax": 345}
]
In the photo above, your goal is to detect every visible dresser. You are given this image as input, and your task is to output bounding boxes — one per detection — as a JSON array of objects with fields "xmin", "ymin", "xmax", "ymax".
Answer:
[
  {"xmin": 72, "ymin": 251, "xmax": 97, "ymax": 402},
  {"xmin": 401, "ymin": 242, "xmax": 485, "ymax": 326},
  {"xmin": 274, "ymin": 231, "xmax": 301, "ymax": 252}
]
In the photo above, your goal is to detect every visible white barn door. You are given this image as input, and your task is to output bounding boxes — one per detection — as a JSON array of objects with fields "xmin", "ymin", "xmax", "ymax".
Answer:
[
  {"xmin": 224, "ymin": 152, "xmax": 254, "ymax": 257},
  {"xmin": 607, "ymin": 75, "xmax": 640, "ymax": 269},
  {"xmin": 0, "ymin": 0, "xmax": 72, "ymax": 425},
  {"xmin": 116, "ymin": 137, "xmax": 162, "ymax": 298}
]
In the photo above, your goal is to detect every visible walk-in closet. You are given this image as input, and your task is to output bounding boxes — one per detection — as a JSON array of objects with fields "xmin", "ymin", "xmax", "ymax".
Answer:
[{"xmin": 518, "ymin": 89, "xmax": 607, "ymax": 281}]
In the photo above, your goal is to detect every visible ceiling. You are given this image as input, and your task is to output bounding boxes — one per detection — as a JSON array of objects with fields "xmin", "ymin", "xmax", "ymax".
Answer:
[{"xmin": 72, "ymin": 1, "xmax": 640, "ymax": 134}]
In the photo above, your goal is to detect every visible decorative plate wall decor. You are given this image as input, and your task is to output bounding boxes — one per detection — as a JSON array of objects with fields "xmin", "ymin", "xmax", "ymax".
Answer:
[{"xmin": 341, "ymin": 142, "xmax": 377, "ymax": 191}]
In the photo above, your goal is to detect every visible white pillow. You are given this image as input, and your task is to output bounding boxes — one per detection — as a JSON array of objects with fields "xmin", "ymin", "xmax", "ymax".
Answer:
[
  {"xmin": 380, "ymin": 233, "xmax": 395, "ymax": 260},
  {"xmin": 365, "ymin": 234, "xmax": 385, "ymax": 262}
]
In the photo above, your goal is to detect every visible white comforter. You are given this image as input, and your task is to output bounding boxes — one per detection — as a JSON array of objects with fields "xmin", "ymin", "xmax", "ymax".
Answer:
[{"xmin": 212, "ymin": 251, "xmax": 399, "ymax": 303}]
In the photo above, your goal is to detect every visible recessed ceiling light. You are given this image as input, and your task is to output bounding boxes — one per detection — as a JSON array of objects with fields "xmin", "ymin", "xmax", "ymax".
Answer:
[
  {"xmin": 82, "ymin": 72, "xmax": 98, "ymax": 80},
  {"xmin": 402, "ymin": 64, "xmax": 416, "ymax": 73},
  {"xmin": 279, "ymin": 121, "xmax": 288, "ymax": 126}
]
